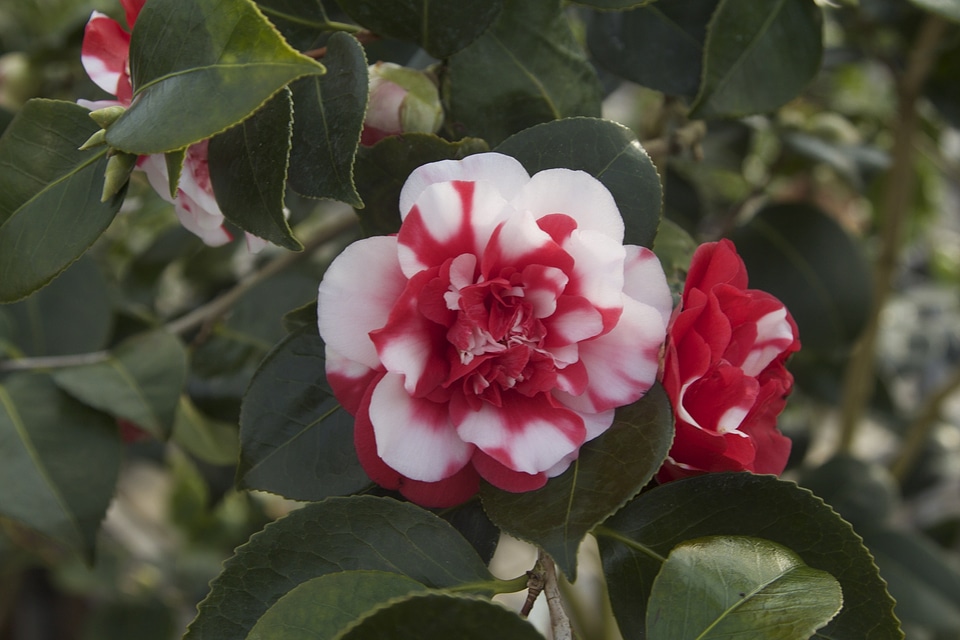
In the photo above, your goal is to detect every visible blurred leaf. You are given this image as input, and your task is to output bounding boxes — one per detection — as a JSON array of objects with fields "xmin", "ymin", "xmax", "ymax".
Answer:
[
  {"xmin": 335, "ymin": 0, "xmax": 503, "ymax": 58},
  {"xmin": 237, "ymin": 326, "xmax": 370, "ymax": 500},
  {"xmin": 652, "ymin": 218, "xmax": 698, "ymax": 300},
  {"xmin": 690, "ymin": 0, "xmax": 823, "ymax": 119},
  {"xmin": 353, "ymin": 134, "xmax": 488, "ymax": 236},
  {"xmin": 480, "ymin": 384, "xmax": 673, "ymax": 580},
  {"xmin": 171, "ymin": 396, "xmax": 240, "ymax": 466},
  {"xmin": 781, "ymin": 130, "xmax": 890, "ymax": 191},
  {"xmin": 0, "ymin": 100, "xmax": 123, "ymax": 302},
  {"xmin": 80, "ymin": 600, "xmax": 176, "ymax": 640},
  {"xmin": 797, "ymin": 455, "xmax": 900, "ymax": 531},
  {"xmin": 728, "ymin": 202, "xmax": 872, "ymax": 357},
  {"xmin": 647, "ymin": 536, "xmax": 842, "ymax": 638},
  {"xmin": 0, "ymin": 257, "xmax": 112, "ymax": 357},
  {"xmin": 574, "ymin": 0, "xmax": 657, "ymax": 7},
  {"xmin": 907, "ymin": 0, "xmax": 960, "ymax": 21},
  {"xmin": 246, "ymin": 571, "xmax": 426, "ymax": 640},
  {"xmin": 287, "ymin": 32, "xmax": 367, "ymax": 207},
  {"xmin": 107, "ymin": 0, "xmax": 326, "ymax": 154},
  {"xmin": 281, "ymin": 300, "xmax": 318, "ymax": 334},
  {"xmin": 926, "ymin": 38, "xmax": 960, "ymax": 128},
  {"xmin": 0, "ymin": 373, "xmax": 121, "ymax": 561},
  {"xmin": 597, "ymin": 473, "xmax": 901, "ymax": 640},
  {"xmin": 184, "ymin": 496, "xmax": 493, "ymax": 640},
  {"xmin": 865, "ymin": 528, "xmax": 960, "ymax": 632},
  {"xmin": 52, "ymin": 331, "xmax": 187, "ymax": 441},
  {"xmin": 588, "ymin": 0, "xmax": 717, "ymax": 98},
  {"xmin": 496, "ymin": 117, "xmax": 662, "ymax": 248},
  {"xmin": 445, "ymin": 0, "xmax": 602, "ymax": 146},
  {"xmin": 209, "ymin": 89, "xmax": 301, "ymax": 251},
  {"xmin": 337, "ymin": 594, "xmax": 542, "ymax": 639}
]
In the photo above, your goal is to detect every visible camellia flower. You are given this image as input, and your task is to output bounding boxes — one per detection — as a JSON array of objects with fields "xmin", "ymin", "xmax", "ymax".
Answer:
[
  {"xmin": 361, "ymin": 62, "xmax": 444, "ymax": 146},
  {"xmin": 658, "ymin": 239, "xmax": 800, "ymax": 483},
  {"xmin": 317, "ymin": 152, "xmax": 672, "ymax": 507},
  {"xmin": 81, "ymin": 0, "xmax": 268, "ymax": 251}
]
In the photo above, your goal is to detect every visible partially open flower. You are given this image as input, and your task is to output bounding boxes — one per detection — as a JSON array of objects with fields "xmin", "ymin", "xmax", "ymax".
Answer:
[
  {"xmin": 318, "ymin": 152, "xmax": 672, "ymax": 507},
  {"xmin": 361, "ymin": 62, "xmax": 443, "ymax": 146},
  {"xmin": 658, "ymin": 239, "xmax": 800, "ymax": 482}
]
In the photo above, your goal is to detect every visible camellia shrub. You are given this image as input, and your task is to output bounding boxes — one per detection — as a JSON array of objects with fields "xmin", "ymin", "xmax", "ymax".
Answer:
[{"xmin": 2, "ymin": 0, "xmax": 960, "ymax": 638}]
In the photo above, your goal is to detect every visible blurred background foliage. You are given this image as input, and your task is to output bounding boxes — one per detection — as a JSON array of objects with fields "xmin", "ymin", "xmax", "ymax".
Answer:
[{"xmin": 2, "ymin": 0, "xmax": 960, "ymax": 638}]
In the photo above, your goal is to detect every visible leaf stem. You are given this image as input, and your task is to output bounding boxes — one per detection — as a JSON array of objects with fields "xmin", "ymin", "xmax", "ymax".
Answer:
[
  {"xmin": 837, "ymin": 13, "xmax": 949, "ymax": 452},
  {"xmin": 592, "ymin": 525, "xmax": 666, "ymax": 563},
  {"xmin": 0, "ymin": 350, "xmax": 110, "ymax": 373},
  {"xmin": 444, "ymin": 573, "xmax": 530, "ymax": 596}
]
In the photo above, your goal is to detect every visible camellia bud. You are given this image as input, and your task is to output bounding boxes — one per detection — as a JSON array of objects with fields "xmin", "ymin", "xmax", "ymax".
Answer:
[
  {"xmin": 361, "ymin": 62, "xmax": 443, "ymax": 146},
  {"xmin": 79, "ymin": 128, "xmax": 108, "ymax": 151},
  {"xmin": 88, "ymin": 104, "xmax": 127, "ymax": 129},
  {"xmin": 101, "ymin": 150, "xmax": 138, "ymax": 201}
]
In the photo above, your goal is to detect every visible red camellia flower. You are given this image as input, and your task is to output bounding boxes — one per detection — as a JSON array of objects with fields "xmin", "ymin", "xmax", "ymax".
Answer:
[
  {"xmin": 317, "ymin": 152, "xmax": 672, "ymax": 507},
  {"xmin": 658, "ymin": 239, "xmax": 800, "ymax": 482},
  {"xmin": 80, "ymin": 0, "xmax": 270, "ymax": 251}
]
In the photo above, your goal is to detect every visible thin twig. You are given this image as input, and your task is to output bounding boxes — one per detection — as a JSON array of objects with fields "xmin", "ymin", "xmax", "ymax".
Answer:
[
  {"xmin": 891, "ymin": 365, "xmax": 960, "ymax": 481},
  {"xmin": 539, "ymin": 550, "xmax": 575, "ymax": 640},
  {"xmin": 520, "ymin": 566, "xmax": 545, "ymax": 618},
  {"xmin": 837, "ymin": 14, "xmax": 949, "ymax": 452},
  {"xmin": 0, "ymin": 350, "xmax": 110, "ymax": 373}
]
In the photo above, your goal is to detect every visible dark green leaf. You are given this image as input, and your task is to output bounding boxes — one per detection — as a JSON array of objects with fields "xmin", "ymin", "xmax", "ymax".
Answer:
[
  {"xmin": 574, "ymin": 0, "xmax": 656, "ymax": 8},
  {"xmin": 237, "ymin": 327, "xmax": 371, "ymax": 500},
  {"xmin": 171, "ymin": 396, "xmax": 240, "ymax": 466},
  {"xmin": 652, "ymin": 218, "xmax": 697, "ymax": 301},
  {"xmin": 596, "ymin": 473, "xmax": 902, "ymax": 640},
  {"xmin": 445, "ymin": 0, "xmax": 603, "ymax": 146},
  {"xmin": 647, "ymin": 536, "xmax": 842, "ymax": 638},
  {"xmin": 209, "ymin": 88, "xmax": 301, "ymax": 251},
  {"xmin": 52, "ymin": 331, "xmax": 187, "ymax": 441},
  {"xmin": 246, "ymin": 571, "xmax": 426, "ymax": 640},
  {"xmin": 728, "ymin": 202, "xmax": 873, "ymax": 357},
  {"xmin": 690, "ymin": 0, "xmax": 823, "ymax": 119},
  {"xmin": 436, "ymin": 500, "xmax": 501, "ymax": 566},
  {"xmin": 588, "ymin": 0, "xmax": 717, "ymax": 97},
  {"xmin": 926, "ymin": 38, "xmax": 960, "ymax": 128},
  {"xmin": 337, "ymin": 593, "xmax": 542, "ymax": 640},
  {"xmin": 480, "ymin": 384, "xmax": 673, "ymax": 580},
  {"xmin": 335, "ymin": 0, "xmax": 503, "ymax": 58},
  {"xmin": 497, "ymin": 117, "xmax": 662, "ymax": 248},
  {"xmin": 797, "ymin": 455, "xmax": 900, "ymax": 531},
  {"xmin": 287, "ymin": 32, "xmax": 367, "ymax": 207},
  {"xmin": 107, "ymin": 0, "xmax": 326, "ymax": 154},
  {"xmin": 907, "ymin": 0, "xmax": 960, "ymax": 21},
  {"xmin": 0, "ymin": 256, "xmax": 112, "ymax": 357},
  {"xmin": 0, "ymin": 100, "xmax": 123, "ymax": 302},
  {"xmin": 0, "ymin": 373, "xmax": 121, "ymax": 560},
  {"xmin": 184, "ymin": 496, "xmax": 493, "ymax": 640},
  {"xmin": 281, "ymin": 300, "xmax": 318, "ymax": 334},
  {"xmin": 353, "ymin": 134, "xmax": 488, "ymax": 236},
  {"xmin": 256, "ymin": 0, "xmax": 333, "ymax": 50}
]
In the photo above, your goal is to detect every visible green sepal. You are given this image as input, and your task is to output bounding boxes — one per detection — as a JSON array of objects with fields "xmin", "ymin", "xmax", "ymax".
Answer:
[{"xmin": 102, "ymin": 151, "xmax": 138, "ymax": 202}]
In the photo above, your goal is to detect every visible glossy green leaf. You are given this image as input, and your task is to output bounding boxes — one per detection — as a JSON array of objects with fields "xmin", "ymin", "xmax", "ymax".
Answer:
[
  {"xmin": 335, "ymin": 0, "xmax": 503, "ymax": 58},
  {"xmin": 353, "ymin": 134, "xmax": 488, "ymax": 236},
  {"xmin": 497, "ymin": 117, "xmax": 662, "ymax": 248},
  {"xmin": 588, "ymin": 0, "xmax": 717, "ymax": 98},
  {"xmin": 255, "ymin": 0, "xmax": 333, "ymax": 50},
  {"xmin": 336, "ymin": 593, "xmax": 542, "ymax": 640},
  {"xmin": 237, "ymin": 326, "xmax": 370, "ymax": 500},
  {"xmin": 0, "ymin": 100, "xmax": 123, "ymax": 302},
  {"xmin": 247, "ymin": 571, "xmax": 426, "ymax": 640},
  {"xmin": 0, "ymin": 257, "xmax": 112, "ymax": 357},
  {"xmin": 106, "ymin": 0, "xmax": 326, "ymax": 154},
  {"xmin": 51, "ymin": 331, "xmax": 187, "ymax": 441},
  {"xmin": 286, "ymin": 32, "xmax": 367, "ymax": 207},
  {"xmin": 480, "ymin": 384, "xmax": 673, "ymax": 580},
  {"xmin": 728, "ymin": 202, "xmax": 873, "ymax": 357},
  {"xmin": 208, "ymin": 88, "xmax": 301, "ymax": 251},
  {"xmin": 596, "ymin": 473, "xmax": 901, "ymax": 640},
  {"xmin": 690, "ymin": 0, "xmax": 823, "ymax": 119},
  {"xmin": 445, "ymin": 0, "xmax": 602, "ymax": 146},
  {"xmin": 0, "ymin": 373, "xmax": 121, "ymax": 560},
  {"xmin": 908, "ymin": 0, "xmax": 960, "ymax": 21},
  {"xmin": 647, "ymin": 536, "xmax": 842, "ymax": 639},
  {"xmin": 171, "ymin": 396, "xmax": 240, "ymax": 466},
  {"xmin": 437, "ymin": 500, "xmax": 501, "ymax": 566},
  {"xmin": 184, "ymin": 496, "xmax": 493, "ymax": 640}
]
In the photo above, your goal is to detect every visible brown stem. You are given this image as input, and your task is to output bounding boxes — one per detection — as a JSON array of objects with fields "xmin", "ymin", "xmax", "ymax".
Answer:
[
  {"xmin": 539, "ymin": 551, "xmax": 575, "ymax": 640},
  {"xmin": 519, "ymin": 567, "xmax": 545, "ymax": 618},
  {"xmin": 837, "ymin": 14, "xmax": 949, "ymax": 452}
]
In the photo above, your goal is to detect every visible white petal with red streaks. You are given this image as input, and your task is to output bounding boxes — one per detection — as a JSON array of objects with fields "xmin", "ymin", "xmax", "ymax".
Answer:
[
  {"xmin": 399, "ymin": 152, "xmax": 530, "ymax": 218},
  {"xmin": 562, "ymin": 229, "xmax": 626, "ymax": 316},
  {"xmin": 623, "ymin": 245, "xmax": 673, "ymax": 328},
  {"xmin": 555, "ymin": 297, "xmax": 665, "ymax": 413},
  {"xmin": 511, "ymin": 168, "xmax": 624, "ymax": 242},
  {"xmin": 521, "ymin": 265, "xmax": 568, "ymax": 318},
  {"xmin": 544, "ymin": 408, "xmax": 614, "ymax": 477},
  {"xmin": 397, "ymin": 180, "xmax": 510, "ymax": 277},
  {"xmin": 81, "ymin": 12, "xmax": 130, "ymax": 98},
  {"xmin": 543, "ymin": 296, "xmax": 603, "ymax": 347},
  {"xmin": 318, "ymin": 236, "xmax": 406, "ymax": 370},
  {"xmin": 324, "ymin": 345, "xmax": 379, "ymax": 415},
  {"xmin": 741, "ymin": 307, "xmax": 794, "ymax": 376},
  {"xmin": 454, "ymin": 395, "xmax": 586, "ymax": 474},
  {"xmin": 481, "ymin": 208, "xmax": 559, "ymax": 274},
  {"xmin": 370, "ymin": 373, "xmax": 473, "ymax": 482}
]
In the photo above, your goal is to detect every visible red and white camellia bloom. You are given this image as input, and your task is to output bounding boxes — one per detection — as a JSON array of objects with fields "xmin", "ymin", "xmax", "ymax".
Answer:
[
  {"xmin": 658, "ymin": 239, "xmax": 800, "ymax": 483},
  {"xmin": 318, "ymin": 152, "xmax": 672, "ymax": 507},
  {"xmin": 81, "ymin": 0, "xmax": 268, "ymax": 251}
]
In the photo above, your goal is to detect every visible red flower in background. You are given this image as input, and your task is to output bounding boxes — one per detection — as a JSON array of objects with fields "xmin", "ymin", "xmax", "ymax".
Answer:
[{"xmin": 658, "ymin": 239, "xmax": 800, "ymax": 482}]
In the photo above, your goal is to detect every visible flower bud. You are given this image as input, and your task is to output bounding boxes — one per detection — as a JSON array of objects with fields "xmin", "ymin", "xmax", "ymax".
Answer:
[
  {"xmin": 361, "ymin": 62, "xmax": 443, "ymax": 146},
  {"xmin": 89, "ymin": 104, "xmax": 127, "ymax": 129},
  {"xmin": 79, "ymin": 128, "xmax": 108, "ymax": 151},
  {"xmin": 101, "ymin": 150, "xmax": 138, "ymax": 201}
]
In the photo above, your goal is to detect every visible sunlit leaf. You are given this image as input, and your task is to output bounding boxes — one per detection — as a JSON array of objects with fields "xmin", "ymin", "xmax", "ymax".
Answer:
[
  {"xmin": 107, "ymin": 0, "xmax": 326, "ymax": 154},
  {"xmin": 171, "ymin": 396, "xmax": 240, "ymax": 466},
  {"xmin": 0, "ymin": 100, "xmax": 123, "ymax": 302},
  {"xmin": 907, "ymin": 0, "xmax": 960, "ymax": 22},
  {"xmin": 480, "ymin": 384, "xmax": 673, "ymax": 580}
]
